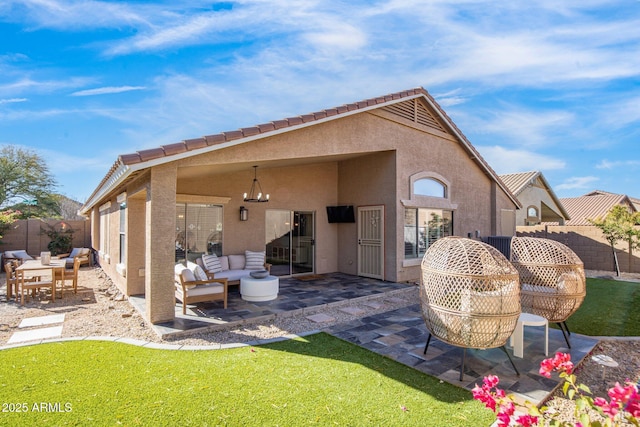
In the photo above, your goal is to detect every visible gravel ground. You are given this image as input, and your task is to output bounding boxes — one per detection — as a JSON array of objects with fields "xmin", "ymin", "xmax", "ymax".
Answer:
[
  {"xmin": 0, "ymin": 267, "xmax": 417, "ymax": 347},
  {"xmin": 2, "ymin": 267, "xmax": 639, "ymax": 424}
]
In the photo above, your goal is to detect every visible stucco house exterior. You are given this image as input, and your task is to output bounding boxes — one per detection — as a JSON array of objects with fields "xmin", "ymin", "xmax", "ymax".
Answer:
[
  {"xmin": 80, "ymin": 87, "xmax": 520, "ymax": 324},
  {"xmin": 499, "ymin": 171, "xmax": 569, "ymax": 226}
]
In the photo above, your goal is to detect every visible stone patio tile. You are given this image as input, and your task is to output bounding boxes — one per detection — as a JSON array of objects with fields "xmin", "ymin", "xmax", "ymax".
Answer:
[
  {"xmin": 338, "ymin": 306, "xmax": 366, "ymax": 316},
  {"xmin": 374, "ymin": 334, "xmax": 406, "ymax": 347},
  {"xmin": 8, "ymin": 326, "xmax": 63, "ymax": 344},
  {"xmin": 19, "ymin": 314, "xmax": 65, "ymax": 328},
  {"xmin": 362, "ymin": 301, "xmax": 383, "ymax": 310},
  {"xmin": 306, "ymin": 313, "xmax": 335, "ymax": 323}
]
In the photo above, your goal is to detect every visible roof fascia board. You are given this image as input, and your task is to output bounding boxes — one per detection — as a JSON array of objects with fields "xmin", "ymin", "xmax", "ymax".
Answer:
[
  {"xmin": 82, "ymin": 162, "xmax": 131, "ymax": 214},
  {"xmin": 536, "ymin": 173, "xmax": 571, "ymax": 219}
]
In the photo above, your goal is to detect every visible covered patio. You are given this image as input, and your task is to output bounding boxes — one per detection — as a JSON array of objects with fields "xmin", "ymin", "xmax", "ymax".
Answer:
[
  {"xmin": 129, "ymin": 273, "xmax": 414, "ymax": 338},
  {"xmin": 128, "ymin": 272, "xmax": 598, "ymax": 406}
]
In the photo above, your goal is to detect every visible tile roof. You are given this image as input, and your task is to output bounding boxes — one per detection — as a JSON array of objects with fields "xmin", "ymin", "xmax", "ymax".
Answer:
[
  {"xmin": 82, "ymin": 87, "xmax": 519, "ymax": 213},
  {"xmin": 499, "ymin": 171, "xmax": 540, "ymax": 197},
  {"xmin": 116, "ymin": 88, "xmax": 428, "ymax": 167},
  {"xmin": 499, "ymin": 171, "xmax": 569, "ymax": 219},
  {"xmin": 558, "ymin": 194, "xmax": 635, "ymax": 225}
]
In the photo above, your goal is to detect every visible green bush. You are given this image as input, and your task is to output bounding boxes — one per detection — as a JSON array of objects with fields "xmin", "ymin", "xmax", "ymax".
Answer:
[{"xmin": 40, "ymin": 222, "xmax": 75, "ymax": 255}]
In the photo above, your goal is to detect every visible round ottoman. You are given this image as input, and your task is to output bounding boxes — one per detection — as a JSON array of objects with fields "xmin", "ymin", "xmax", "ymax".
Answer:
[{"xmin": 240, "ymin": 275, "xmax": 279, "ymax": 302}]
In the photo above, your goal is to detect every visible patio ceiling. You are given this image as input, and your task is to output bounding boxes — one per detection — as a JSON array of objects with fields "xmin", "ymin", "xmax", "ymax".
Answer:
[{"xmin": 176, "ymin": 152, "xmax": 372, "ymax": 181}]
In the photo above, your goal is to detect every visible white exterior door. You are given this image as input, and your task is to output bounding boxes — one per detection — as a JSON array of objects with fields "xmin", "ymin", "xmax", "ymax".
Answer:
[{"xmin": 358, "ymin": 205, "xmax": 384, "ymax": 280}]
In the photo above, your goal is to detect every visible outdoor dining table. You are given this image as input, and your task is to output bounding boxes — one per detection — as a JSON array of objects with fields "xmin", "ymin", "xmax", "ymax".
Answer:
[{"xmin": 15, "ymin": 259, "xmax": 66, "ymax": 300}]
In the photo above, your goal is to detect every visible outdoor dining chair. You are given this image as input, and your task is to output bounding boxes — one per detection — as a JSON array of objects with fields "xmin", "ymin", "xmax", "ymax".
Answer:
[
  {"xmin": 54, "ymin": 256, "xmax": 81, "ymax": 296},
  {"xmin": 4, "ymin": 261, "xmax": 19, "ymax": 300},
  {"xmin": 16, "ymin": 267, "xmax": 55, "ymax": 305}
]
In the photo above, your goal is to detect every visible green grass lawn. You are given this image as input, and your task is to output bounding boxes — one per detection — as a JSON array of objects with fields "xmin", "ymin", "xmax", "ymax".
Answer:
[
  {"xmin": 563, "ymin": 277, "xmax": 640, "ymax": 337},
  {"xmin": 0, "ymin": 333, "xmax": 492, "ymax": 426}
]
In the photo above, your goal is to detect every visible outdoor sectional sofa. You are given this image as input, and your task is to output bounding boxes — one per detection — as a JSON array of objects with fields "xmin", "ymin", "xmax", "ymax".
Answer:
[{"xmin": 195, "ymin": 251, "xmax": 271, "ymax": 286}]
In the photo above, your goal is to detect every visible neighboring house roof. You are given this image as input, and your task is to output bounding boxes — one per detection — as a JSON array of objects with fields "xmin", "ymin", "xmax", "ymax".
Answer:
[
  {"xmin": 558, "ymin": 193, "xmax": 637, "ymax": 226},
  {"xmin": 499, "ymin": 171, "xmax": 570, "ymax": 220},
  {"xmin": 584, "ymin": 190, "xmax": 640, "ymax": 212},
  {"xmin": 81, "ymin": 87, "xmax": 520, "ymax": 213}
]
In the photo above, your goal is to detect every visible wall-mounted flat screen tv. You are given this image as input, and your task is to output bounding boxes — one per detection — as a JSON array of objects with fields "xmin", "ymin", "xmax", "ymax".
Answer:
[{"xmin": 326, "ymin": 205, "xmax": 355, "ymax": 223}]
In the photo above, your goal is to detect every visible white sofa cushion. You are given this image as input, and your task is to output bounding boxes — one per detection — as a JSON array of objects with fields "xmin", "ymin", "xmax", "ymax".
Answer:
[
  {"xmin": 214, "ymin": 269, "xmax": 251, "ymax": 282},
  {"xmin": 245, "ymin": 250, "xmax": 266, "ymax": 270},
  {"xmin": 202, "ymin": 254, "xmax": 222, "ymax": 273},
  {"xmin": 228, "ymin": 254, "xmax": 245, "ymax": 270},
  {"xmin": 5, "ymin": 250, "xmax": 34, "ymax": 260},
  {"xmin": 185, "ymin": 283, "xmax": 224, "ymax": 297},
  {"xmin": 69, "ymin": 247, "xmax": 89, "ymax": 258},
  {"xmin": 219, "ymin": 256, "xmax": 229, "ymax": 271}
]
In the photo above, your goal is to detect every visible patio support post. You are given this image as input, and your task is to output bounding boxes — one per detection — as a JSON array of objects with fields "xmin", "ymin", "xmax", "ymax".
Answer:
[{"xmin": 145, "ymin": 163, "xmax": 177, "ymax": 324}]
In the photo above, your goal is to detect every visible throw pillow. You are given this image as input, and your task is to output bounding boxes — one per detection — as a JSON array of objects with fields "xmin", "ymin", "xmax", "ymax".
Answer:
[
  {"xmin": 202, "ymin": 254, "xmax": 222, "ymax": 273},
  {"xmin": 245, "ymin": 250, "xmax": 266, "ymax": 270},
  {"xmin": 180, "ymin": 269, "xmax": 197, "ymax": 289},
  {"xmin": 193, "ymin": 265, "xmax": 208, "ymax": 281},
  {"xmin": 11, "ymin": 250, "xmax": 33, "ymax": 260},
  {"xmin": 228, "ymin": 254, "xmax": 245, "ymax": 270}
]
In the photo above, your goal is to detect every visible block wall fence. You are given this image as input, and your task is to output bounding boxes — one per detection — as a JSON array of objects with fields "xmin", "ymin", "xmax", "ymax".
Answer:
[
  {"xmin": 517, "ymin": 225, "xmax": 640, "ymax": 274},
  {"xmin": 1, "ymin": 218, "xmax": 92, "ymax": 257}
]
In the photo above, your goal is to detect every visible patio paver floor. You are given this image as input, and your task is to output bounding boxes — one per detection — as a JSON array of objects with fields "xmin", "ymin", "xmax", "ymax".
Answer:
[{"xmin": 129, "ymin": 272, "xmax": 598, "ymax": 405}]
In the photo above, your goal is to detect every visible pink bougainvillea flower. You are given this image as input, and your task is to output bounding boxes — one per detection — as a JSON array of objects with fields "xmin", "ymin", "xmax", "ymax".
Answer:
[
  {"xmin": 484, "ymin": 374, "xmax": 499, "ymax": 388},
  {"xmin": 496, "ymin": 411, "xmax": 511, "ymax": 427},
  {"xmin": 515, "ymin": 414, "xmax": 538, "ymax": 427},
  {"xmin": 476, "ymin": 355, "xmax": 639, "ymax": 427},
  {"xmin": 608, "ymin": 381, "xmax": 634, "ymax": 405},
  {"xmin": 472, "ymin": 384, "xmax": 497, "ymax": 411},
  {"xmin": 625, "ymin": 384, "xmax": 640, "ymax": 418},
  {"xmin": 594, "ymin": 396, "xmax": 619, "ymax": 419},
  {"xmin": 539, "ymin": 352, "xmax": 574, "ymax": 377}
]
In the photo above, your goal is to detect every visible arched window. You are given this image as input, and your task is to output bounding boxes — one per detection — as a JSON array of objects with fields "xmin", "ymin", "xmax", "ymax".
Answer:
[
  {"xmin": 414, "ymin": 178, "xmax": 446, "ymax": 198},
  {"xmin": 403, "ymin": 173, "xmax": 456, "ymax": 261},
  {"xmin": 527, "ymin": 206, "xmax": 538, "ymax": 218}
]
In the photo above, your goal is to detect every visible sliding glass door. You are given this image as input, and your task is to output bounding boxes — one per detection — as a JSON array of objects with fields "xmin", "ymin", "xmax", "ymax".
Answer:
[{"xmin": 265, "ymin": 210, "xmax": 315, "ymax": 276}]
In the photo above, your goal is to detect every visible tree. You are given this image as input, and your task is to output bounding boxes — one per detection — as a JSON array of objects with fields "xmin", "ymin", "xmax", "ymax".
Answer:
[
  {"xmin": 0, "ymin": 145, "xmax": 57, "ymax": 214},
  {"xmin": 0, "ymin": 209, "xmax": 21, "ymax": 242},
  {"xmin": 589, "ymin": 204, "xmax": 640, "ymax": 276}
]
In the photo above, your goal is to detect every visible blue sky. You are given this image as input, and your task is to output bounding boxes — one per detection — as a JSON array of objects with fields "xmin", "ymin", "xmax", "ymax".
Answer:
[{"xmin": 1, "ymin": 0, "xmax": 639, "ymax": 203}]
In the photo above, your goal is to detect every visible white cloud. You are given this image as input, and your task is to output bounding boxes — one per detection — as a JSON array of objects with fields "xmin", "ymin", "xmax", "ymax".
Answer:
[
  {"xmin": 433, "ymin": 89, "xmax": 468, "ymax": 107},
  {"xmin": 596, "ymin": 159, "xmax": 640, "ymax": 169},
  {"xmin": 1, "ymin": 0, "xmax": 150, "ymax": 30},
  {"xmin": 476, "ymin": 145, "xmax": 566, "ymax": 174},
  {"xmin": 452, "ymin": 105, "xmax": 576, "ymax": 149},
  {"xmin": 103, "ymin": 12, "xmax": 238, "ymax": 56},
  {"xmin": 71, "ymin": 86, "xmax": 146, "ymax": 96},
  {"xmin": 599, "ymin": 95, "xmax": 640, "ymax": 128},
  {"xmin": 0, "ymin": 98, "xmax": 27, "ymax": 104},
  {"xmin": 0, "ymin": 76, "xmax": 93, "ymax": 97},
  {"xmin": 555, "ymin": 176, "xmax": 600, "ymax": 191}
]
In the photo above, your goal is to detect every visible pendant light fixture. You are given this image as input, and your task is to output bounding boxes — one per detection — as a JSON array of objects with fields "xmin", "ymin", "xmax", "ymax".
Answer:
[{"xmin": 243, "ymin": 165, "xmax": 269, "ymax": 202}]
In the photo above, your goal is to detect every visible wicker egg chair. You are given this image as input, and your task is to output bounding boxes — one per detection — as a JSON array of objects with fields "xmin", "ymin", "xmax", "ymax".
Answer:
[
  {"xmin": 420, "ymin": 236, "xmax": 521, "ymax": 380},
  {"xmin": 509, "ymin": 237, "xmax": 586, "ymax": 347}
]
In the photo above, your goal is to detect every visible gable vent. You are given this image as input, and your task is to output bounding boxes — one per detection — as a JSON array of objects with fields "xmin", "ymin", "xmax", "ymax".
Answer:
[{"xmin": 382, "ymin": 99, "xmax": 446, "ymax": 133}]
